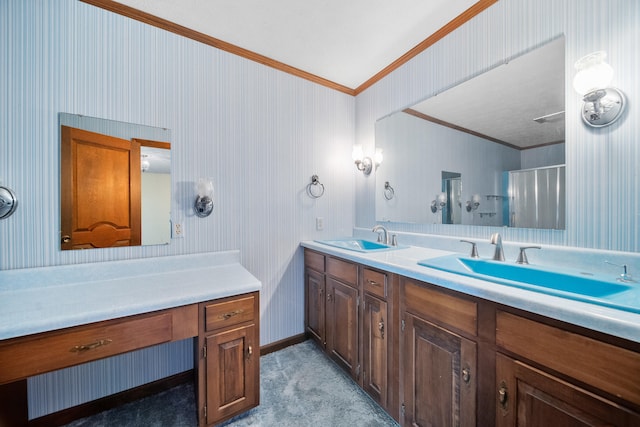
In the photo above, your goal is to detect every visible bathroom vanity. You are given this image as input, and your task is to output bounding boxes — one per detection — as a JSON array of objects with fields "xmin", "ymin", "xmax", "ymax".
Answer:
[
  {"xmin": 0, "ymin": 251, "xmax": 261, "ymax": 427},
  {"xmin": 303, "ymin": 242, "xmax": 640, "ymax": 426}
]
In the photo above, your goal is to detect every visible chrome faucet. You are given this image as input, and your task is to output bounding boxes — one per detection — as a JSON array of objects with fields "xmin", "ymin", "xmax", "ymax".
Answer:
[
  {"xmin": 516, "ymin": 246, "xmax": 541, "ymax": 264},
  {"xmin": 490, "ymin": 233, "xmax": 505, "ymax": 261},
  {"xmin": 372, "ymin": 225, "xmax": 390, "ymax": 245}
]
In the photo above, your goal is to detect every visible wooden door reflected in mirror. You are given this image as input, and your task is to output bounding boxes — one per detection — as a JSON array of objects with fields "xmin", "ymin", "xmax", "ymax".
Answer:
[{"xmin": 59, "ymin": 113, "xmax": 171, "ymax": 250}]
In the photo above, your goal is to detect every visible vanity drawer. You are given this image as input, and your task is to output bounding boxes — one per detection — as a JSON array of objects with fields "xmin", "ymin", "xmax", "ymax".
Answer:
[
  {"xmin": 0, "ymin": 312, "xmax": 173, "ymax": 384},
  {"xmin": 363, "ymin": 268, "xmax": 387, "ymax": 299},
  {"xmin": 496, "ymin": 311, "xmax": 640, "ymax": 405},
  {"xmin": 402, "ymin": 279, "xmax": 477, "ymax": 337},
  {"xmin": 305, "ymin": 249, "xmax": 325, "ymax": 273},
  {"xmin": 205, "ymin": 294, "xmax": 256, "ymax": 332},
  {"xmin": 326, "ymin": 257, "xmax": 357, "ymax": 285}
]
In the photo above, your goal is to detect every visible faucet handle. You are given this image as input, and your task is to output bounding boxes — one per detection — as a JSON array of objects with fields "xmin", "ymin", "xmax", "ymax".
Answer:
[
  {"xmin": 516, "ymin": 246, "xmax": 541, "ymax": 264},
  {"xmin": 605, "ymin": 261, "xmax": 636, "ymax": 282},
  {"xmin": 460, "ymin": 240, "xmax": 479, "ymax": 258}
]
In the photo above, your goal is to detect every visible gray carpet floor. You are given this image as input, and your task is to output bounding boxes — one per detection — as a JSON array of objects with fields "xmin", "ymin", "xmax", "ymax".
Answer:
[{"xmin": 64, "ymin": 340, "xmax": 399, "ymax": 426}]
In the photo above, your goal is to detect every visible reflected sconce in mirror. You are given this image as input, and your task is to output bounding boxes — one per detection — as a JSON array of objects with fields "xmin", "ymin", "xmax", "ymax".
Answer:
[
  {"xmin": 430, "ymin": 192, "xmax": 447, "ymax": 213},
  {"xmin": 352, "ymin": 145, "xmax": 383, "ymax": 175},
  {"xmin": 140, "ymin": 154, "xmax": 150, "ymax": 172},
  {"xmin": 0, "ymin": 186, "xmax": 18, "ymax": 219},
  {"xmin": 466, "ymin": 194, "xmax": 481, "ymax": 212},
  {"xmin": 194, "ymin": 178, "xmax": 214, "ymax": 218},
  {"xmin": 573, "ymin": 51, "xmax": 625, "ymax": 127},
  {"xmin": 306, "ymin": 174, "xmax": 325, "ymax": 198}
]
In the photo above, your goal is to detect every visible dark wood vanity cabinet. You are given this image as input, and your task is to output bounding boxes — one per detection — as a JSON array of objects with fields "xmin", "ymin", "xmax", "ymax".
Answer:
[
  {"xmin": 305, "ymin": 251, "xmax": 359, "ymax": 379},
  {"xmin": 361, "ymin": 266, "xmax": 399, "ymax": 415},
  {"xmin": 198, "ymin": 292, "xmax": 260, "ymax": 426},
  {"xmin": 495, "ymin": 310, "xmax": 640, "ymax": 427},
  {"xmin": 304, "ymin": 248, "xmax": 640, "ymax": 427},
  {"xmin": 400, "ymin": 278, "xmax": 478, "ymax": 427},
  {"xmin": 305, "ymin": 266, "xmax": 326, "ymax": 346},
  {"xmin": 304, "ymin": 250, "xmax": 399, "ymax": 419}
]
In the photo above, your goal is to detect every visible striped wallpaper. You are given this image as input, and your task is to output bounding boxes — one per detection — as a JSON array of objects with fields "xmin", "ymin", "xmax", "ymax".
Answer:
[
  {"xmin": 1, "ymin": 0, "xmax": 354, "ymax": 417},
  {"xmin": 1, "ymin": 0, "xmax": 638, "ymax": 418}
]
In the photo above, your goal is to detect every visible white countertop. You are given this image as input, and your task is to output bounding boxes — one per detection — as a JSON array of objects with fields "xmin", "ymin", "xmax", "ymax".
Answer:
[
  {"xmin": 302, "ymin": 241, "xmax": 640, "ymax": 344},
  {"xmin": 0, "ymin": 251, "xmax": 262, "ymax": 340}
]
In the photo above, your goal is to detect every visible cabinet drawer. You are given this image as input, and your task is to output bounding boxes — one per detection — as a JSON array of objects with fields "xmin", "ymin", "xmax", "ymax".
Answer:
[
  {"xmin": 305, "ymin": 249, "xmax": 325, "ymax": 272},
  {"xmin": 363, "ymin": 268, "xmax": 387, "ymax": 299},
  {"xmin": 326, "ymin": 257, "xmax": 357, "ymax": 285},
  {"xmin": 0, "ymin": 313, "xmax": 173, "ymax": 384},
  {"xmin": 496, "ymin": 311, "xmax": 640, "ymax": 406},
  {"xmin": 403, "ymin": 279, "xmax": 477, "ymax": 336},
  {"xmin": 205, "ymin": 294, "xmax": 255, "ymax": 332}
]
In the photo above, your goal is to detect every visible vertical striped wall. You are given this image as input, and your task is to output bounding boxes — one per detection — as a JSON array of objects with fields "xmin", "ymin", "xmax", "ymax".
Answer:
[
  {"xmin": 1, "ymin": 0, "xmax": 354, "ymax": 417},
  {"xmin": 356, "ymin": 0, "xmax": 640, "ymax": 252}
]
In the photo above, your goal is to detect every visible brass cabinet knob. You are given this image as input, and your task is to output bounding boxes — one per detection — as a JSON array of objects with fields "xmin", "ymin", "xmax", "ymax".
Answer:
[
  {"xmin": 498, "ymin": 381, "xmax": 508, "ymax": 408},
  {"xmin": 462, "ymin": 367, "xmax": 471, "ymax": 384}
]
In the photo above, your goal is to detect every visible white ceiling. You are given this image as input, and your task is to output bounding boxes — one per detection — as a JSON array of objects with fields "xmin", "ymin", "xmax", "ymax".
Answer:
[{"xmin": 114, "ymin": 0, "xmax": 478, "ymax": 89}]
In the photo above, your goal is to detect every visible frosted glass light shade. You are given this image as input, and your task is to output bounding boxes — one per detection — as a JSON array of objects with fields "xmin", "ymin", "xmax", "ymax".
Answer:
[
  {"xmin": 351, "ymin": 145, "xmax": 364, "ymax": 161},
  {"xmin": 196, "ymin": 177, "xmax": 214, "ymax": 198},
  {"xmin": 374, "ymin": 148, "xmax": 383, "ymax": 165},
  {"xmin": 573, "ymin": 51, "xmax": 614, "ymax": 95}
]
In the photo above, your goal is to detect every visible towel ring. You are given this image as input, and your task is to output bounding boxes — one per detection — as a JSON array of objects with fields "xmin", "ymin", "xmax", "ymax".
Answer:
[
  {"xmin": 383, "ymin": 181, "xmax": 395, "ymax": 200},
  {"xmin": 306, "ymin": 175, "xmax": 325, "ymax": 199}
]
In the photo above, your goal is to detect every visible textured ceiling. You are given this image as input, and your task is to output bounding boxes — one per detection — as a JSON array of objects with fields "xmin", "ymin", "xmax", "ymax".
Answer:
[{"xmin": 411, "ymin": 37, "xmax": 565, "ymax": 148}]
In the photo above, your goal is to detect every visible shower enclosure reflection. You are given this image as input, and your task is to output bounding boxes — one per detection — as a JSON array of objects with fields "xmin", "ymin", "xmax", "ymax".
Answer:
[{"xmin": 442, "ymin": 172, "xmax": 462, "ymax": 225}]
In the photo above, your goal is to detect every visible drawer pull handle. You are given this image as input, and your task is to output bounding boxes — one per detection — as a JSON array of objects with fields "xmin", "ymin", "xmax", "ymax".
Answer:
[
  {"xmin": 220, "ymin": 309, "xmax": 244, "ymax": 320},
  {"xmin": 366, "ymin": 279, "xmax": 381, "ymax": 287},
  {"xmin": 247, "ymin": 345, "xmax": 253, "ymax": 359},
  {"xmin": 70, "ymin": 339, "xmax": 112, "ymax": 353},
  {"xmin": 378, "ymin": 319, "xmax": 385, "ymax": 339}
]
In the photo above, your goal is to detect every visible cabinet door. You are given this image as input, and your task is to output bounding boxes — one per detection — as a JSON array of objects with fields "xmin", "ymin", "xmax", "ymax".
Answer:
[
  {"xmin": 402, "ymin": 314, "xmax": 476, "ymax": 427},
  {"xmin": 206, "ymin": 324, "xmax": 258, "ymax": 425},
  {"xmin": 496, "ymin": 353, "xmax": 640, "ymax": 427},
  {"xmin": 306, "ymin": 268, "xmax": 326, "ymax": 346},
  {"xmin": 363, "ymin": 293, "xmax": 388, "ymax": 407},
  {"xmin": 326, "ymin": 277, "xmax": 359, "ymax": 378}
]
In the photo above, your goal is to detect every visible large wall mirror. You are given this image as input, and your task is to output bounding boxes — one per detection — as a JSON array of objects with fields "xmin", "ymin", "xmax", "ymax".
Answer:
[
  {"xmin": 376, "ymin": 35, "xmax": 566, "ymax": 229},
  {"xmin": 59, "ymin": 113, "xmax": 171, "ymax": 250}
]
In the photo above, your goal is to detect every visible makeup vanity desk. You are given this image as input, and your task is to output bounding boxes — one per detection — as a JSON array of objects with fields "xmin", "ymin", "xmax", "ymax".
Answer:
[{"xmin": 0, "ymin": 251, "xmax": 261, "ymax": 427}]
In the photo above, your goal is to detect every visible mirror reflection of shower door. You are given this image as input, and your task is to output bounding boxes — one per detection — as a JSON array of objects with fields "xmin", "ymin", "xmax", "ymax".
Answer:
[
  {"xmin": 509, "ymin": 165, "xmax": 565, "ymax": 229},
  {"xmin": 442, "ymin": 172, "xmax": 462, "ymax": 224}
]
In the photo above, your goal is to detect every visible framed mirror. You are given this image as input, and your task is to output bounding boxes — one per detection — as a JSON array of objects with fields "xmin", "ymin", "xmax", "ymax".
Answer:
[
  {"xmin": 59, "ymin": 113, "xmax": 171, "ymax": 250},
  {"xmin": 375, "ymin": 36, "xmax": 565, "ymax": 229}
]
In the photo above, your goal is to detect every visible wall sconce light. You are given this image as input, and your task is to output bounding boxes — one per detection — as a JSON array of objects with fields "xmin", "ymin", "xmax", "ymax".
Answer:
[
  {"xmin": 0, "ymin": 185, "xmax": 18, "ymax": 219},
  {"xmin": 140, "ymin": 154, "xmax": 150, "ymax": 172},
  {"xmin": 465, "ymin": 194, "xmax": 481, "ymax": 212},
  {"xmin": 352, "ymin": 145, "xmax": 383, "ymax": 175},
  {"xmin": 430, "ymin": 192, "xmax": 447, "ymax": 213},
  {"xmin": 573, "ymin": 51, "xmax": 625, "ymax": 127},
  {"xmin": 194, "ymin": 178, "xmax": 214, "ymax": 218}
]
